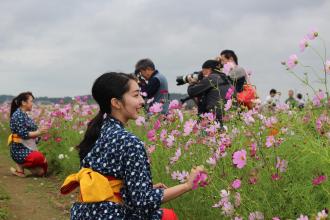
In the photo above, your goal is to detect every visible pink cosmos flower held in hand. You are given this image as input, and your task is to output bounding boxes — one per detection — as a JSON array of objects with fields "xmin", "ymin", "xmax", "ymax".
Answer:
[
  {"xmin": 232, "ymin": 149, "xmax": 247, "ymax": 169},
  {"xmin": 192, "ymin": 171, "xmax": 208, "ymax": 190}
]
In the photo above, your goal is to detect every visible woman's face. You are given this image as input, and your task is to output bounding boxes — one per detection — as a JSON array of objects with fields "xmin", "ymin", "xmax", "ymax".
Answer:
[
  {"xmin": 22, "ymin": 96, "xmax": 34, "ymax": 111},
  {"xmin": 120, "ymin": 80, "xmax": 145, "ymax": 122}
]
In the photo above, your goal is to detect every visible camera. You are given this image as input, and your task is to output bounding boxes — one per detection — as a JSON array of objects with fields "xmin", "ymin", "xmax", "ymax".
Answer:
[
  {"xmin": 134, "ymin": 70, "xmax": 147, "ymax": 87},
  {"xmin": 176, "ymin": 71, "xmax": 203, "ymax": 86}
]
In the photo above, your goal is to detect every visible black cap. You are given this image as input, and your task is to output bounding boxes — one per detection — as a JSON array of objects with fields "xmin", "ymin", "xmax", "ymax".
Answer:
[{"xmin": 202, "ymin": 60, "xmax": 219, "ymax": 70}]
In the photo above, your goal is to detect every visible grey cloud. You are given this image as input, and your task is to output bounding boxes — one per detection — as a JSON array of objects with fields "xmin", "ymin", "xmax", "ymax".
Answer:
[{"xmin": 0, "ymin": 0, "xmax": 329, "ymax": 98}]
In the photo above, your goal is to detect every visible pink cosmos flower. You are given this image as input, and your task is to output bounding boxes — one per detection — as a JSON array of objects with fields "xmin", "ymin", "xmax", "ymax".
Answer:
[
  {"xmin": 206, "ymin": 157, "xmax": 217, "ymax": 166},
  {"xmin": 287, "ymin": 54, "xmax": 298, "ymax": 69},
  {"xmin": 135, "ymin": 116, "xmax": 145, "ymax": 126},
  {"xmin": 276, "ymin": 157, "xmax": 288, "ymax": 173},
  {"xmin": 250, "ymin": 142, "xmax": 257, "ymax": 158},
  {"xmin": 183, "ymin": 119, "xmax": 197, "ymax": 136},
  {"xmin": 223, "ymin": 62, "xmax": 235, "ymax": 75},
  {"xmin": 160, "ymin": 129, "xmax": 167, "ymax": 142},
  {"xmin": 149, "ymin": 102, "xmax": 163, "ymax": 114},
  {"xmin": 263, "ymin": 116, "xmax": 278, "ymax": 128},
  {"xmin": 297, "ymin": 214, "xmax": 309, "ymax": 220},
  {"xmin": 232, "ymin": 149, "xmax": 247, "ymax": 169},
  {"xmin": 326, "ymin": 60, "xmax": 330, "ymax": 74},
  {"xmin": 316, "ymin": 209, "xmax": 328, "ymax": 220},
  {"xmin": 169, "ymin": 100, "xmax": 181, "ymax": 110},
  {"xmin": 249, "ymin": 211, "xmax": 264, "ymax": 220},
  {"xmin": 272, "ymin": 217, "xmax": 280, "ymax": 220},
  {"xmin": 307, "ymin": 28, "xmax": 318, "ymax": 40},
  {"xmin": 192, "ymin": 171, "xmax": 208, "ymax": 190},
  {"xmin": 169, "ymin": 147, "xmax": 181, "ymax": 164},
  {"xmin": 224, "ymin": 99, "xmax": 233, "ymax": 111},
  {"xmin": 147, "ymin": 145, "xmax": 156, "ymax": 154},
  {"xmin": 312, "ymin": 175, "xmax": 327, "ymax": 186},
  {"xmin": 266, "ymin": 135, "xmax": 275, "ymax": 148},
  {"xmin": 231, "ymin": 179, "xmax": 241, "ymax": 189},
  {"xmin": 299, "ymin": 37, "xmax": 309, "ymax": 52},
  {"xmin": 176, "ymin": 109, "xmax": 184, "ymax": 122},
  {"xmin": 234, "ymin": 192, "xmax": 241, "ymax": 207},
  {"xmin": 312, "ymin": 90, "xmax": 326, "ymax": 106},
  {"xmin": 147, "ymin": 129, "xmax": 157, "ymax": 142},
  {"xmin": 171, "ymin": 170, "xmax": 189, "ymax": 183},
  {"xmin": 166, "ymin": 135, "xmax": 175, "ymax": 148}
]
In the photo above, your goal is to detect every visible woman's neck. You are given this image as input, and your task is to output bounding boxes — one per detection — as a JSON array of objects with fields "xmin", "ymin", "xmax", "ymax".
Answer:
[
  {"xmin": 19, "ymin": 107, "xmax": 27, "ymax": 112},
  {"xmin": 109, "ymin": 112, "xmax": 127, "ymax": 125}
]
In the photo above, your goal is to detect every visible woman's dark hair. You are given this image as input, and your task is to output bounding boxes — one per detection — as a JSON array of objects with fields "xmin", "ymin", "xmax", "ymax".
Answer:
[
  {"xmin": 10, "ymin": 92, "xmax": 35, "ymax": 117},
  {"xmin": 270, "ymin": 89, "xmax": 277, "ymax": 95},
  {"xmin": 220, "ymin": 50, "xmax": 238, "ymax": 65},
  {"xmin": 77, "ymin": 72, "xmax": 136, "ymax": 161}
]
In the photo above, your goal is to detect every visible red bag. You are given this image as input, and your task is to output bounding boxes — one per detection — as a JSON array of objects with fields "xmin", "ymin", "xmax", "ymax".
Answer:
[{"xmin": 237, "ymin": 84, "xmax": 257, "ymax": 109}]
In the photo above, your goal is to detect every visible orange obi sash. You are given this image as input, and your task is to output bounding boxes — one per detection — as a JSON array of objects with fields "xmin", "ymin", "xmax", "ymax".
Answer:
[
  {"xmin": 60, "ymin": 168, "xmax": 123, "ymax": 204},
  {"xmin": 7, "ymin": 134, "xmax": 22, "ymax": 146}
]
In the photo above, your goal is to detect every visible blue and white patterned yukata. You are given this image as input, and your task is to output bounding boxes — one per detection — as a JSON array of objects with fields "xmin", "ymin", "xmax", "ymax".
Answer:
[
  {"xmin": 71, "ymin": 116, "xmax": 164, "ymax": 220},
  {"xmin": 10, "ymin": 108, "xmax": 38, "ymax": 164}
]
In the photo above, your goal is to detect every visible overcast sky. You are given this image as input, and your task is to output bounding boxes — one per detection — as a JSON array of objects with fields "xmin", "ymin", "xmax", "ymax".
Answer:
[{"xmin": 0, "ymin": 0, "xmax": 329, "ymax": 100}]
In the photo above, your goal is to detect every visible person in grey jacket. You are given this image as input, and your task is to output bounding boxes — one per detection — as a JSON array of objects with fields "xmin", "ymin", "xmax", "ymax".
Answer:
[
  {"xmin": 135, "ymin": 58, "xmax": 169, "ymax": 114},
  {"xmin": 187, "ymin": 60, "xmax": 232, "ymax": 124}
]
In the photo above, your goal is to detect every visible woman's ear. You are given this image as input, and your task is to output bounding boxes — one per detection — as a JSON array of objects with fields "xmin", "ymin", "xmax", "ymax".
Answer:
[{"xmin": 110, "ymin": 98, "xmax": 122, "ymax": 110}]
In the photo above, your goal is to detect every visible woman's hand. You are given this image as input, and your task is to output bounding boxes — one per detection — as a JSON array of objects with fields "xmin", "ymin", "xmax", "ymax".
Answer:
[
  {"xmin": 153, "ymin": 183, "xmax": 168, "ymax": 189},
  {"xmin": 38, "ymin": 127, "xmax": 49, "ymax": 136},
  {"xmin": 185, "ymin": 165, "xmax": 205, "ymax": 190}
]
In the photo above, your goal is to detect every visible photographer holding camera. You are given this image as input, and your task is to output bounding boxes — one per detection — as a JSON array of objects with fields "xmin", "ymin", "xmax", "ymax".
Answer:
[
  {"xmin": 185, "ymin": 59, "xmax": 232, "ymax": 125},
  {"xmin": 135, "ymin": 58, "xmax": 169, "ymax": 114}
]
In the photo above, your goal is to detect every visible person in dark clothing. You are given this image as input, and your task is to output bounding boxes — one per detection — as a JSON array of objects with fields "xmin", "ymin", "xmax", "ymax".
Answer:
[
  {"xmin": 187, "ymin": 60, "xmax": 231, "ymax": 124},
  {"xmin": 135, "ymin": 58, "xmax": 169, "ymax": 114},
  {"xmin": 220, "ymin": 50, "xmax": 247, "ymax": 93}
]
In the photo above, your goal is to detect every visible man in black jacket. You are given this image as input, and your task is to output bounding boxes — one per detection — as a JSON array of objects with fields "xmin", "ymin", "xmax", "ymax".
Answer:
[{"xmin": 187, "ymin": 60, "xmax": 232, "ymax": 125}]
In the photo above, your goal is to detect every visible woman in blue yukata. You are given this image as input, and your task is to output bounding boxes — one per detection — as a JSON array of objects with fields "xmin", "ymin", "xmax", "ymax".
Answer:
[
  {"xmin": 61, "ymin": 72, "xmax": 204, "ymax": 220},
  {"xmin": 9, "ymin": 92, "xmax": 48, "ymax": 177}
]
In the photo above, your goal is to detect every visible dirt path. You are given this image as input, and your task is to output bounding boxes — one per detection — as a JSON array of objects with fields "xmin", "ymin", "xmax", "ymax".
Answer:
[{"xmin": 0, "ymin": 150, "xmax": 72, "ymax": 220}]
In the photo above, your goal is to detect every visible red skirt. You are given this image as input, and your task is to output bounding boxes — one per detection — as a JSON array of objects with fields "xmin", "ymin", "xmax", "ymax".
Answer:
[
  {"xmin": 23, "ymin": 151, "xmax": 48, "ymax": 174},
  {"xmin": 161, "ymin": 208, "xmax": 178, "ymax": 220}
]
